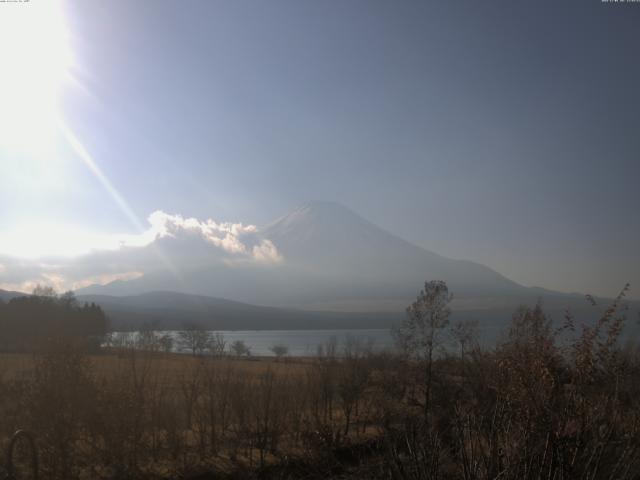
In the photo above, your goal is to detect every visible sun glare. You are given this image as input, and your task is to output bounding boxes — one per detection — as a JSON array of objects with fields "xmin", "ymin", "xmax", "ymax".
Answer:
[
  {"xmin": 0, "ymin": 0, "xmax": 73, "ymax": 155},
  {"xmin": 0, "ymin": 223, "xmax": 157, "ymax": 259}
]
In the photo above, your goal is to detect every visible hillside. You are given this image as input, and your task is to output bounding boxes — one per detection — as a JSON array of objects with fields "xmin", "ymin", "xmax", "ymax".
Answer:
[{"xmin": 77, "ymin": 201, "xmax": 556, "ymax": 309}]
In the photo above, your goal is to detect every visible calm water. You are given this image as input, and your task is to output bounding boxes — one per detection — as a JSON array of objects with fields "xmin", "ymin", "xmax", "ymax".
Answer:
[
  {"xmin": 118, "ymin": 322, "xmax": 638, "ymax": 357},
  {"xmin": 175, "ymin": 329, "xmax": 393, "ymax": 356},
  {"xmin": 117, "ymin": 326, "xmax": 507, "ymax": 357}
]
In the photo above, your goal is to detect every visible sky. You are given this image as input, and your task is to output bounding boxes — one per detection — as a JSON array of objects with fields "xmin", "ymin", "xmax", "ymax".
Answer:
[{"xmin": 0, "ymin": 0, "xmax": 639, "ymax": 299}]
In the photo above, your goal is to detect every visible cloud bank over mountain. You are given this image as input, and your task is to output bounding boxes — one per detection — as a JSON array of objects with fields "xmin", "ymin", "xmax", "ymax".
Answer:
[
  {"xmin": 2, "ymin": 201, "xmax": 628, "ymax": 314},
  {"xmin": 0, "ymin": 210, "xmax": 282, "ymax": 293},
  {"xmin": 147, "ymin": 211, "xmax": 282, "ymax": 264}
]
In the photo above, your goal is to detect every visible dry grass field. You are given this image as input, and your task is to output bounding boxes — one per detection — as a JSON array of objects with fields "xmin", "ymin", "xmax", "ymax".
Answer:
[
  {"xmin": 1, "ymin": 294, "xmax": 640, "ymax": 479},
  {"xmin": 0, "ymin": 345, "xmax": 381, "ymax": 479},
  {"xmin": 0, "ymin": 351, "xmax": 312, "ymax": 381}
]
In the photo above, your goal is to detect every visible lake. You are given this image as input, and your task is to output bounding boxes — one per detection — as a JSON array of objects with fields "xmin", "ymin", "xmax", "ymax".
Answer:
[
  {"xmin": 206, "ymin": 329, "xmax": 395, "ymax": 356},
  {"xmin": 115, "ymin": 325, "xmax": 509, "ymax": 357},
  {"xmin": 116, "ymin": 320, "xmax": 639, "ymax": 357}
]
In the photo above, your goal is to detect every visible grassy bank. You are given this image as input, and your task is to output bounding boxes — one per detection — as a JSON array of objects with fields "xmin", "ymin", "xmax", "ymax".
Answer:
[{"xmin": 0, "ymin": 299, "xmax": 639, "ymax": 479}]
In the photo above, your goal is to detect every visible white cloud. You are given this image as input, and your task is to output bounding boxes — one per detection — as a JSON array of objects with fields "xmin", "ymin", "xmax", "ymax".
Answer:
[
  {"xmin": 68, "ymin": 271, "xmax": 145, "ymax": 291},
  {"xmin": 147, "ymin": 210, "xmax": 260, "ymax": 256},
  {"xmin": 0, "ymin": 280, "xmax": 39, "ymax": 295},
  {"xmin": 253, "ymin": 239, "xmax": 283, "ymax": 264},
  {"xmin": 0, "ymin": 211, "xmax": 283, "ymax": 293},
  {"xmin": 146, "ymin": 210, "xmax": 282, "ymax": 263},
  {"xmin": 0, "ymin": 271, "xmax": 67, "ymax": 294}
]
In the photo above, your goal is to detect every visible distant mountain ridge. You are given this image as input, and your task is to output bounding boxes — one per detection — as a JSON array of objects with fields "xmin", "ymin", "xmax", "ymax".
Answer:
[
  {"xmin": 72, "ymin": 291, "xmax": 405, "ymax": 331},
  {"xmin": 0, "ymin": 288, "xmax": 403, "ymax": 330},
  {"xmin": 0, "ymin": 289, "xmax": 26, "ymax": 303},
  {"xmin": 3, "ymin": 287, "xmax": 637, "ymax": 339},
  {"xmin": 263, "ymin": 201, "xmax": 524, "ymax": 296},
  {"xmin": 78, "ymin": 201, "xmax": 536, "ymax": 306},
  {"xmin": 3, "ymin": 200, "xmax": 637, "ymax": 333},
  {"xmin": 70, "ymin": 201, "xmax": 640, "ymax": 334}
]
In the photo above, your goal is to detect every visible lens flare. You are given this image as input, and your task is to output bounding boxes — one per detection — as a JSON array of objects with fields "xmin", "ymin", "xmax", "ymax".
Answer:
[{"xmin": 0, "ymin": 0, "xmax": 73, "ymax": 155}]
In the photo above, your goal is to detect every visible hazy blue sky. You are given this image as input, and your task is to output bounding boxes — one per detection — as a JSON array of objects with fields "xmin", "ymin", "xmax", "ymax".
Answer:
[{"xmin": 0, "ymin": 0, "xmax": 638, "ymax": 298}]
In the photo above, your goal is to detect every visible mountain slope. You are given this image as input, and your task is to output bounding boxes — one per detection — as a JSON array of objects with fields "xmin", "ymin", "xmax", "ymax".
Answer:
[
  {"xmin": 263, "ymin": 201, "xmax": 524, "ymax": 298},
  {"xmin": 77, "ymin": 201, "xmax": 583, "ymax": 311}
]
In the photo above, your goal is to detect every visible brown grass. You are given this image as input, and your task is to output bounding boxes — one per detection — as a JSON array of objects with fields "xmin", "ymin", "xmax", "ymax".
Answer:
[{"xmin": 0, "ymin": 293, "xmax": 638, "ymax": 479}]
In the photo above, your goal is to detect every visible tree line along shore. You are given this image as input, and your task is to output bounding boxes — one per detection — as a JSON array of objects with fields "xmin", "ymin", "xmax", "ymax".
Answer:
[{"xmin": 0, "ymin": 282, "xmax": 638, "ymax": 479}]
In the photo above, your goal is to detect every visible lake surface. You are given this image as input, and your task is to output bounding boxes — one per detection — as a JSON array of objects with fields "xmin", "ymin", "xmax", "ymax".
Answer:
[
  {"xmin": 118, "ymin": 326, "xmax": 507, "ymax": 357},
  {"xmin": 117, "ymin": 322, "xmax": 638, "ymax": 357},
  {"xmin": 170, "ymin": 329, "xmax": 395, "ymax": 356}
]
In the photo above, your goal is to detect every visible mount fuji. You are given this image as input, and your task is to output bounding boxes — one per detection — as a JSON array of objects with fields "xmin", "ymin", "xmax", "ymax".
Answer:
[{"xmin": 77, "ymin": 201, "xmax": 583, "ymax": 312}]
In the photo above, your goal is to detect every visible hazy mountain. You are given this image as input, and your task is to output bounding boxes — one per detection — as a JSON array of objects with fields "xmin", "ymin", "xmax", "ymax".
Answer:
[
  {"xmin": 0, "ymin": 288, "xmax": 27, "ymax": 303},
  {"xmin": 263, "ymin": 201, "xmax": 525, "ymax": 297},
  {"xmin": 75, "ymin": 291, "xmax": 403, "ymax": 331},
  {"xmin": 76, "ymin": 290, "xmax": 606, "ymax": 337},
  {"xmin": 0, "ymin": 287, "xmax": 403, "ymax": 330},
  {"xmin": 74, "ymin": 201, "xmax": 639, "ymax": 332},
  {"xmin": 4, "ymin": 286, "xmax": 636, "ymax": 338},
  {"xmin": 78, "ymin": 201, "xmax": 532, "ymax": 306}
]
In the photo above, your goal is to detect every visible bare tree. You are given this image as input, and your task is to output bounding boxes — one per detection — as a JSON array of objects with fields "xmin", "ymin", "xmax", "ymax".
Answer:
[
  {"xmin": 158, "ymin": 333, "xmax": 174, "ymax": 353},
  {"xmin": 109, "ymin": 331, "xmax": 135, "ymax": 352},
  {"xmin": 393, "ymin": 280, "xmax": 452, "ymax": 420},
  {"xmin": 338, "ymin": 335, "xmax": 372, "ymax": 435},
  {"xmin": 32, "ymin": 284, "xmax": 58, "ymax": 299},
  {"xmin": 451, "ymin": 319, "xmax": 478, "ymax": 370},
  {"xmin": 316, "ymin": 335, "xmax": 338, "ymax": 360},
  {"xmin": 178, "ymin": 324, "xmax": 212, "ymax": 356},
  {"xmin": 230, "ymin": 339, "xmax": 251, "ymax": 357},
  {"xmin": 269, "ymin": 343, "xmax": 289, "ymax": 361},
  {"xmin": 137, "ymin": 325, "xmax": 159, "ymax": 352},
  {"xmin": 207, "ymin": 332, "xmax": 227, "ymax": 357}
]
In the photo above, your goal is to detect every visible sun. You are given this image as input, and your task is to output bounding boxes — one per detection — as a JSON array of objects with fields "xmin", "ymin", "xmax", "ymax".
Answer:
[
  {"xmin": 0, "ymin": 0, "xmax": 73, "ymax": 156},
  {"xmin": 0, "ymin": 0, "xmax": 152, "ymax": 260}
]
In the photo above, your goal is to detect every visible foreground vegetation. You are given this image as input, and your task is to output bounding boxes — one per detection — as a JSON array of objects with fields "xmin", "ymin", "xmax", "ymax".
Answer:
[
  {"xmin": 0, "ymin": 286, "xmax": 107, "ymax": 352},
  {"xmin": 0, "ymin": 282, "xmax": 639, "ymax": 479}
]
